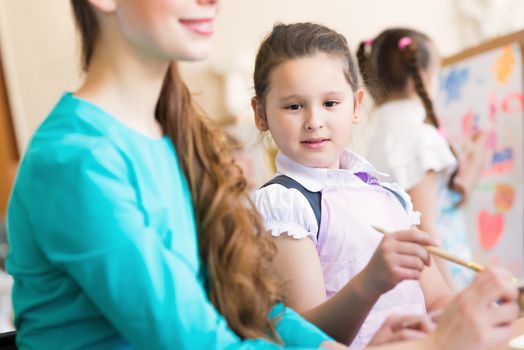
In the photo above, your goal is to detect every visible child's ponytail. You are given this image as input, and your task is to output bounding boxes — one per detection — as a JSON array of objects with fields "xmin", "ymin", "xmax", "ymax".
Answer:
[
  {"xmin": 399, "ymin": 37, "xmax": 466, "ymax": 205},
  {"xmin": 356, "ymin": 42, "xmax": 370, "ymax": 86}
]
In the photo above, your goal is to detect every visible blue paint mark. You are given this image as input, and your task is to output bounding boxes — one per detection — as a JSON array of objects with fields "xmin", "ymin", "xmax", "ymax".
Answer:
[
  {"xmin": 492, "ymin": 148, "xmax": 513, "ymax": 164},
  {"xmin": 440, "ymin": 67, "xmax": 469, "ymax": 104}
]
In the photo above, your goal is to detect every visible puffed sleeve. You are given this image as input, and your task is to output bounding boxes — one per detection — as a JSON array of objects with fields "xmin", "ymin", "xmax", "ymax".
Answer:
[
  {"xmin": 18, "ymin": 139, "xmax": 329, "ymax": 349},
  {"xmin": 381, "ymin": 182, "xmax": 421, "ymax": 227},
  {"xmin": 253, "ymin": 184, "xmax": 319, "ymax": 244},
  {"xmin": 382, "ymin": 123, "xmax": 457, "ymax": 191}
]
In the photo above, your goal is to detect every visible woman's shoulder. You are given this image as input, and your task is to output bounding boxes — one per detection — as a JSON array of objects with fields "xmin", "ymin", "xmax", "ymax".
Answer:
[
  {"xmin": 26, "ymin": 127, "xmax": 120, "ymax": 174},
  {"xmin": 17, "ymin": 124, "xmax": 125, "ymax": 204},
  {"xmin": 24, "ymin": 94, "xmax": 128, "ymax": 172}
]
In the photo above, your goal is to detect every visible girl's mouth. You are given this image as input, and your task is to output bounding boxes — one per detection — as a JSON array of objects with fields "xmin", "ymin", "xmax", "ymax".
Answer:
[{"xmin": 301, "ymin": 139, "xmax": 330, "ymax": 149}]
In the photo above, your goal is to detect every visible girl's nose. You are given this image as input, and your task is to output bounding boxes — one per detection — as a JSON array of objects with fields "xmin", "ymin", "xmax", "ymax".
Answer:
[{"xmin": 304, "ymin": 109, "xmax": 324, "ymax": 130}]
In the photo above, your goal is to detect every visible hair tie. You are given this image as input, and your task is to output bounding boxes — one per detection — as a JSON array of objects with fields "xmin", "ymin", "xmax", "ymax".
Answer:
[
  {"xmin": 398, "ymin": 36, "xmax": 413, "ymax": 51},
  {"xmin": 364, "ymin": 38, "xmax": 374, "ymax": 47}
]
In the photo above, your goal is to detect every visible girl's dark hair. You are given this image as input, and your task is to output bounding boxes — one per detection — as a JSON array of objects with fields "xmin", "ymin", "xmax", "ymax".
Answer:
[
  {"xmin": 253, "ymin": 22, "xmax": 360, "ymax": 112},
  {"xmin": 357, "ymin": 28, "xmax": 465, "ymax": 204},
  {"xmin": 71, "ymin": 0, "xmax": 282, "ymax": 341}
]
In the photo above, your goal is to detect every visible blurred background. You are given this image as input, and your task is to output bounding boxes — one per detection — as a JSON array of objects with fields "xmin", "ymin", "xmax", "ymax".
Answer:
[{"xmin": 0, "ymin": 0, "xmax": 523, "ymax": 332}]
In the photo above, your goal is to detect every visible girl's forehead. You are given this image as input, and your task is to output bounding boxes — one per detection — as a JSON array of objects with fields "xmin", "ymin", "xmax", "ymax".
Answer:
[{"xmin": 268, "ymin": 53, "xmax": 350, "ymax": 91}]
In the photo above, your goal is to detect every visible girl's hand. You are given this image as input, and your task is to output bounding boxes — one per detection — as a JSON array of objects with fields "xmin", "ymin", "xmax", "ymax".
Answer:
[
  {"xmin": 457, "ymin": 130, "xmax": 489, "ymax": 194},
  {"xmin": 368, "ymin": 313, "xmax": 435, "ymax": 346},
  {"xmin": 460, "ymin": 130, "xmax": 487, "ymax": 167},
  {"xmin": 362, "ymin": 229, "xmax": 439, "ymax": 296},
  {"xmin": 429, "ymin": 266, "xmax": 518, "ymax": 350}
]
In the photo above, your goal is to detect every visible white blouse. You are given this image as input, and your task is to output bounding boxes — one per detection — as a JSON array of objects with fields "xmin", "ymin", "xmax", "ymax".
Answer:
[
  {"xmin": 365, "ymin": 99, "xmax": 457, "ymax": 190},
  {"xmin": 252, "ymin": 149, "xmax": 420, "ymax": 244}
]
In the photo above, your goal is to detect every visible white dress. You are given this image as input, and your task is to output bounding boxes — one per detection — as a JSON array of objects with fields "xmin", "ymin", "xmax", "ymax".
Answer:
[{"xmin": 365, "ymin": 99, "xmax": 474, "ymax": 290}]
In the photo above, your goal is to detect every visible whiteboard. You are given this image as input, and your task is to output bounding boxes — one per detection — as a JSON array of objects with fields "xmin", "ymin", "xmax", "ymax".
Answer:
[{"xmin": 435, "ymin": 43, "xmax": 524, "ymax": 277}]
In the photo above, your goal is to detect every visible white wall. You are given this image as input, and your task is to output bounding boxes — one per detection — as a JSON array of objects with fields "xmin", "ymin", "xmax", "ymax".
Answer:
[
  {"xmin": 0, "ymin": 0, "xmax": 483, "ymax": 151},
  {"xmin": 0, "ymin": 0, "xmax": 82, "ymax": 151}
]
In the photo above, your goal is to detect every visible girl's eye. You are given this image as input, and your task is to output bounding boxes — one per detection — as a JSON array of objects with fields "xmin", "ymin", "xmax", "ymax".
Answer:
[
  {"xmin": 324, "ymin": 101, "xmax": 339, "ymax": 108},
  {"xmin": 285, "ymin": 104, "xmax": 303, "ymax": 110}
]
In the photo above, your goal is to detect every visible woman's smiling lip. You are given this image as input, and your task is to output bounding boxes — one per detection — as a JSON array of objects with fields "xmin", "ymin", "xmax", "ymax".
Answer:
[{"xmin": 179, "ymin": 18, "xmax": 215, "ymax": 36}]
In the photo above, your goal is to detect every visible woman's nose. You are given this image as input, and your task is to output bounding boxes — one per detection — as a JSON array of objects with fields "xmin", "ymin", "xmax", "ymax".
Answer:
[{"xmin": 197, "ymin": 0, "xmax": 219, "ymax": 6}]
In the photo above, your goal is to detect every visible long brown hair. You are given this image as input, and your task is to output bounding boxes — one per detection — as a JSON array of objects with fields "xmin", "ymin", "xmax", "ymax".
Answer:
[
  {"xmin": 71, "ymin": 0, "xmax": 281, "ymax": 341},
  {"xmin": 254, "ymin": 23, "xmax": 360, "ymax": 113},
  {"xmin": 357, "ymin": 28, "xmax": 465, "ymax": 204}
]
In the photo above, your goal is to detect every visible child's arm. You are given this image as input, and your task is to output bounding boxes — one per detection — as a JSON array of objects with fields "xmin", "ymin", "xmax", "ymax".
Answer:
[
  {"xmin": 272, "ymin": 234, "xmax": 381, "ymax": 345},
  {"xmin": 419, "ymin": 257, "xmax": 454, "ymax": 310},
  {"xmin": 408, "ymin": 170, "xmax": 457, "ymax": 291},
  {"xmin": 272, "ymin": 229, "xmax": 440, "ymax": 345}
]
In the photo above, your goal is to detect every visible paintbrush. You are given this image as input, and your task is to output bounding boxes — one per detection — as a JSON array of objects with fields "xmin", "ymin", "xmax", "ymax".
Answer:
[
  {"xmin": 372, "ymin": 226, "xmax": 524, "ymax": 313},
  {"xmin": 371, "ymin": 225, "xmax": 485, "ymax": 272}
]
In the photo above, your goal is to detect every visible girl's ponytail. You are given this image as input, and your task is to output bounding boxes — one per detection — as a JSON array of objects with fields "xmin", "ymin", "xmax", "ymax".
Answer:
[
  {"xmin": 400, "ymin": 39, "xmax": 465, "ymax": 205},
  {"xmin": 356, "ymin": 41, "xmax": 370, "ymax": 86}
]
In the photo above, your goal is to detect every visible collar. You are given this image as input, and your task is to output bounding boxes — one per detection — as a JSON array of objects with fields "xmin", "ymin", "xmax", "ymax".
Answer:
[
  {"xmin": 275, "ymin": 149, "xmax": 389, "ymax": 192},
  {"xmin": 373, "ymin": 99, "xmax": 426, "ymax": 124}
]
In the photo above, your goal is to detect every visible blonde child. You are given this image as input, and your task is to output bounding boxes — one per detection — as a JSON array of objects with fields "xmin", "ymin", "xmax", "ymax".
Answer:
[
  {"xmin": 359, "ymin": 28, "xmax": 486, "ymax": 291},
  {"xmin": 251, "ymin": 22, "xmax": 454, "ymax": 348}
]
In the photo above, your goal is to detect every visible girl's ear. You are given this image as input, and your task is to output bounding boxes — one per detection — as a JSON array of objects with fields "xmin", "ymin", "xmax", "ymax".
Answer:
[
  {"xmin": 352, "ymin": 89, "xmax": 365, "ymax": 124},
  {"xmin": 251, "ymin": 97, "xmax": 269, "ymax": 131},
  {"xmin": 87, "ymin": 0, "xmax": 117, "ymax": 13}
]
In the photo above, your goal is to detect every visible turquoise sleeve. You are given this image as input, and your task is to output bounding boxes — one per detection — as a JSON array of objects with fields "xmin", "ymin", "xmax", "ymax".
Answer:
[
  {"xmin": 272, "ymin": 304, "xmax": 333, "ymax": 347},
  {"xmin": 25, "ymin": 141, "xmax": 329, "ymax": 349}
]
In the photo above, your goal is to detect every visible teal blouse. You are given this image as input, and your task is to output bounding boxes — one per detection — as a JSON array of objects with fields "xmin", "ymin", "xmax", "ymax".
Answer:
[{"xmin": 6, "ymin": 93, "xmax": 330, "ymax": 349}]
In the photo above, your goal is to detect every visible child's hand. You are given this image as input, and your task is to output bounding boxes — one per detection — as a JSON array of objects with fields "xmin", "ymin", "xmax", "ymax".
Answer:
[
  {"xmin": 368, "ymin": 313, "xmax": 435, "ymax": 346},
  {"xmin": 362, "ymin": 229, "xmax": 439, "ymax": 296},
  {"xmin": 458, "ymin": 130, "xmax": 492, "ymax": 178},
  {"xmin": 457, "ymin": 130, "xmax": 489, "ymax": 191},
  {"xmin": 460, "ymin": 130, "xmax": 487, "ymax": 165}
]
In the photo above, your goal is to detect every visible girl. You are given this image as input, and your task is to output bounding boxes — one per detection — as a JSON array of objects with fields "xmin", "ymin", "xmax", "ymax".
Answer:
[
  {"xmin": 251, "ymin": 22, "xmax": 455, "ymax": 348},
  {"xmin": 5, "ymin": 2, "xmax": 516, "ymax": 350},
  {"xmin": 359, "ymin": 28, "xmax": 486, "ymax": 291}
]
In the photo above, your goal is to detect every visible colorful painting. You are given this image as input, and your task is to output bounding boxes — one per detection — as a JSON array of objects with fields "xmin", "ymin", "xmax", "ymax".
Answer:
[{"xmin": 435, "ymin": 43, "xmax": 524, "ymax": 277}]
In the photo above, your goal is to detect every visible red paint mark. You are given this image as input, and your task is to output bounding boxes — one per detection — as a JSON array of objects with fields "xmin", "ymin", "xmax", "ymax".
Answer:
[
  {"xmin": 501, "ymin": 93, "xmax": 524, "ymax": 114},
  {"xmin": 461, "ymin": 110, "xmax": 479, "ymax": 135},
  {"xmin": 462, "ymin": 111, "xmax": 474, "ymax": 134},
  {"xmin": 483, "ymin": 161, "xmax": 514, "ymax": 176},
  {"xmin": 489, "ymin": 94, "xmax": 497, "ymax": 123},
  {"xmin": 477, "ymin": 210, "xmax": 504, "ymax": 250}
]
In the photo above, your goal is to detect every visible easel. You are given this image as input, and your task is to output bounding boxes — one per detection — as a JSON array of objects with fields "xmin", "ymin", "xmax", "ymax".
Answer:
[{"xmin": 437, "ymin": 29, "xmax": 524, "ymax": 277}]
